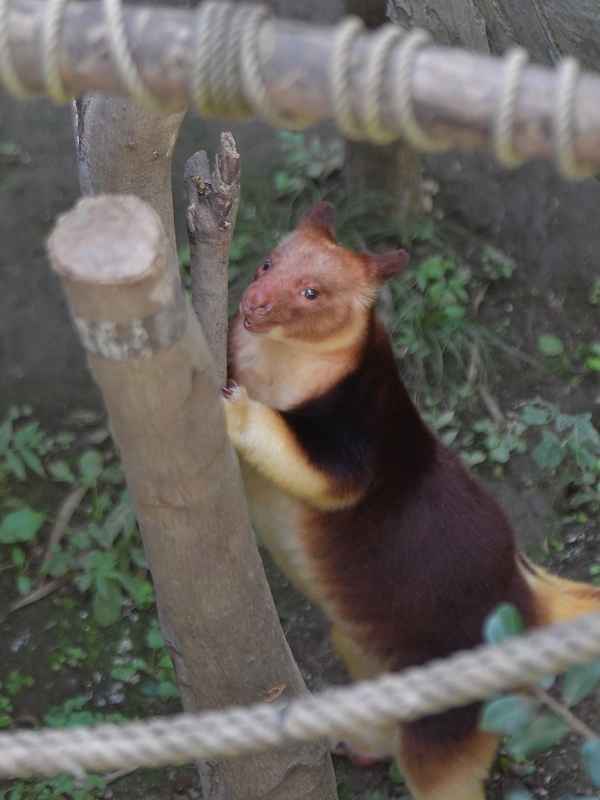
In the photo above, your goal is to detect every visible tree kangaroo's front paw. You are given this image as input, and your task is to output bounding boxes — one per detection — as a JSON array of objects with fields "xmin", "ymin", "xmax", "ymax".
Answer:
[{"xmin": 221, "ymin": 381, "xmax": 251, "ymax": 445}]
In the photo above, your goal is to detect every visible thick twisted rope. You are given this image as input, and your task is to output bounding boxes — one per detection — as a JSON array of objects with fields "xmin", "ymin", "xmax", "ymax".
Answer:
[
  {"xmin": 0, "ymin": 0, "xmax": 596, "ymax": 177},
  {"xmin": 553, "ymin": 56, "xmax": 596, "ymax": 180},
  {"xmin": 2, "ymin": 610, "xmax": 600, "ymax": 779},
  {"xmin": 493, "ymin": 47, "xmax": 529, "ymax": 167}
]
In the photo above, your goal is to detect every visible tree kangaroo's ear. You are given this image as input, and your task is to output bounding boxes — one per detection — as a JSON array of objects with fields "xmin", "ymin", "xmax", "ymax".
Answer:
[
  {"xmin": 299, "ymin": 202, "xmax": 337, "ymax": 243},
  {"xmin": 364, "ymin": 250, "xmax": 410, "ymax": 282}
]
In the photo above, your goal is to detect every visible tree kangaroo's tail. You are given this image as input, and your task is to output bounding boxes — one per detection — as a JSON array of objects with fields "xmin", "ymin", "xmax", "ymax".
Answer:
[{"xmin": 519, "ymin": 555, "xmax": 600, "ymax": 626}]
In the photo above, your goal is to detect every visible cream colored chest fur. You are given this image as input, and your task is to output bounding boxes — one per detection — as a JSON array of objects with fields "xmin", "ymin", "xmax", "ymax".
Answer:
[{"xmin": 239, "ymin": 461, "xmax": 326, "ymax": 606}]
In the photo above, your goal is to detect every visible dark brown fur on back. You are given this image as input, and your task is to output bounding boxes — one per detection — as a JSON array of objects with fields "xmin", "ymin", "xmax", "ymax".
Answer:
[{"xmin": 287, "ymin": 315, "xmax": 536, "ymax": 740}]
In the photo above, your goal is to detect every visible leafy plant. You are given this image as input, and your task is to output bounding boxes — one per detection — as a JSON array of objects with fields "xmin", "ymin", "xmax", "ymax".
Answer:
[
  {"xmin": 59, "ymin": 490, "xmax": 154, "ymax": 627},
  {"xmin": 101, "ymin": 619, "xmax": 179, "ymax": 701},
  {"xmin": 0, "ymin": 407, "xmax": 47, "ymax": 482},
  {"xmin": 0, "ymin": 671, "xmax": 34, "ymax": 728},
  {"xmin": 0, "ymin": 773, "xmax": 107, "ymax": 800},
  {"xmin": 589, "ymin": 277, "xmax": 600, "ymax": 306},
  {"xmin": 522, "ymin": 400, "xmax": 600, "ymax": 512},
  {"xmin": 458, "ymin": 399, "xmax": 600, "ymax": 525},
  {"xmin": 386, "ymin": 252, "xmax": 492, "ymax": 404},
  {"xmin": 0, "ymin": 407, "xmax": 151, "ymax": 625},
  {"xmin": 481, "ymin": 604, "xmax": 600, "ymax": 795}
]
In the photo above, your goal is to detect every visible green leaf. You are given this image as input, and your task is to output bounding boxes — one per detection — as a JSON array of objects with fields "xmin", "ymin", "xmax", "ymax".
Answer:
[
  {"xmin": 101, "ymin": 464, "xmax": 125, "ymax": 484},
  {"xmin": 47, "ymin": 460, "xmax": 75, "ymax": 484},
  {"xmin": 537, "ymin": 674, "xmax": 556, "ymax": 690},
  {"xmin": 0, "ymin": 418, "xmax": 12, "ymax": 453},
  {"xmin": 125, "ymin": 576, "xmax": 155, "ymax": 609},
  {"xmin": 12, "ymin": 422, "xmax": 40, "ymax": 449},
  {"xmin": 442, "ymin": 304, "xmax": 466, "ymax": 320},
  {"xmin": 521, "ymin": 406, "xmax": 549, "ymax": 426},
  {"xmin": 130, "ymin": 547, "xmax": 149, "ymax": 570},
  {"xmin": 0, "ymin": 509, "xmax": 45, "ymax": 544},
  {"xmin": 583, "ymin": 740, "xmax": 600, "ymax": 786},
  {"xmin": 489, "ymin": 441, "xmax": 511, "ymax": 464},
  {"xmin": 157, "ymin": 680, "xmax": 180, "ymax": 700},
  {"xmin": 388, "ymin": 760, "xmax": 404, "ymax": 784},
  {"xmin": 92, "ymin": 579, "xmax": 124, "ymax": 627},
  {"xmin": 0, "ymin": 715, "xmax": 12, "ymax": 728},
  {"xmin": 336, "ymin": 777, "xmax": 351, "ymax": 799},
  {"xmin": 10, "ymin": 547, "xmax": 25, "ymax": 567},
  {"xmin": 473, "ymin": 418, "xmax": 492, "ymax": 433},
  {"xmin": 146, "ymin": 621, "xmax": 165, "ymax": 650},
  {"xmin": 586, "ymin": 356, "xmax": 600, "ymax": 372},
  {"xmin": 562, "ymin": 658, "xmax": 600, "ymax": 706},
  {"xmin": 111, "ymin": 665, "xmax": 142, "ymax": 683},
  {"xmin": 16, "ymin": 575, "xmax": 32, "ymax": 595},
  {"xmin": 483, "ymin": 603, "xmax": 525, "ymax": 645},
  {"xmin": 480, "ymin": 694, "xmax": 538, "ymax": 734},
  {"xmin": 369, "ymin": 793, "xmax": 389, "ymax": 800},
  {"xmin": 538, "ymin": 335, "xmax": 564, "ymax": 357},
  {"xmin": 78, "ymin": 449, "xmax": 104, "ymax": 487},
  {"xmin": 506, "ymin": 714, "xmax": 570, "ymax": 758},
  {"xmin": 532, "ymin": 434, "xmax": 564, "ymax": 470},
  {"xmin": 461, "ymin": 450, "xmax": 487, "ymax": 467},
  {"xmin": 5, "ymin": 451, "xmax": 25, "ymax": 480},
  {"xmin": 20, "ymin": 448, "xmax": 45, "ymax": 477}
]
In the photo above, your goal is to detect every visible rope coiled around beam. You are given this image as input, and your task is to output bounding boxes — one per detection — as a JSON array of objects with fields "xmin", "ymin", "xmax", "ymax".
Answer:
[
  {"xmin": 2, "ymin": 610, "xmax": 600, "ymax": 780},
  {"xmin": 0, "ymin": 0, "xmax": 596, "ymax": 178}
]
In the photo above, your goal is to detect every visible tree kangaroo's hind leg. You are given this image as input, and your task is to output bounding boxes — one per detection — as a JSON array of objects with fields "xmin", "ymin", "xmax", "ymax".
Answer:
[
  {"xmin": 329, "ymin": 624, "xmax": 397, "ymax": 763},
  {"xmin": 398, "ymin": 707, "xmax": 500, "ymax": 800}
]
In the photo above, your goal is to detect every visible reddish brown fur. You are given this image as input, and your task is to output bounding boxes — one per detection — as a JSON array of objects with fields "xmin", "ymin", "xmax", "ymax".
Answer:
[{"xmin": 226, "ymin": 202, "xmax": 600, "ymax": 800}]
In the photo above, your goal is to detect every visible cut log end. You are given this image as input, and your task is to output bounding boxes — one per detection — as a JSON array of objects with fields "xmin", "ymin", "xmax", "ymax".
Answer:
[{"xmin": 48, "ymin": 195, "xmax": 167, "ymax": 285}]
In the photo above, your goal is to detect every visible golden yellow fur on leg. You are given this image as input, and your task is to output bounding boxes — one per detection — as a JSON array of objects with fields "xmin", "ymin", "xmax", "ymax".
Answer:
[
  {"xmin": 329, "ymin": 624, "xmax": 396, "ymax": 762},
  {"xmin": 397, "ymin": 727, "xmax": 500, "ymax": 800}
]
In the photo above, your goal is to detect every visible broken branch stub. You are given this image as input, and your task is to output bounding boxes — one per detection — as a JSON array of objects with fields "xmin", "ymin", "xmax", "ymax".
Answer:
[
  {"xmin": 46, "ymin": 194, "xmax": 337, "ymax": 800},
  {"xmin": 185, "ymin": 132, "xmax": 241, "ymax": 383}
]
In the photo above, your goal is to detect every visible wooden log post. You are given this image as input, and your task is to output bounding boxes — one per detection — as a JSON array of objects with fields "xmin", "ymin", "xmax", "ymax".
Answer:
[
  {"xmin": 7, "ymin": 1, "xmax": 600, "ymax": 170},
  {"xmin": 46, "ymin": 195, "xmax": 338, "ymax": 800}
]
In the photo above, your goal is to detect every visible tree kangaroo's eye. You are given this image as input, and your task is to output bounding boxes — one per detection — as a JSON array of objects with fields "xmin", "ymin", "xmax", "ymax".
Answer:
[
  {"xmin": 262, "ymin": 259, "xmax": 271, "ymax": 271},
  {"xmin": 301, "ymin": 288, "xmax": 319, "ymax": 300}
]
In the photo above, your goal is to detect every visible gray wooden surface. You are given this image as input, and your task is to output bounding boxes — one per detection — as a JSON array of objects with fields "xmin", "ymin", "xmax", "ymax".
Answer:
[{"xmin": 387, "ymin": 0, "xmax": 600, "ymax": 69}]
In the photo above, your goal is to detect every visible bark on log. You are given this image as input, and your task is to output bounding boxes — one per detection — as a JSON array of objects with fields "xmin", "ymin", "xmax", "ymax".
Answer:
[
  {"xmin": 8, "ymin": 0, "xmax": 600, "ymax": 171},
  {"xmin": 47, "ymin": 195, "xmax": 338, "ymax": 800},
  {"xmin": 74, "ymin": 84, "xmax": 207, "ymax": 782},
  {"xmin": 387, "ymin": 0, "xmax": 600, "ymax": 69},
  {"xmin": 184, "ymin": 134, "xmax": 241, "ymax": 383}
]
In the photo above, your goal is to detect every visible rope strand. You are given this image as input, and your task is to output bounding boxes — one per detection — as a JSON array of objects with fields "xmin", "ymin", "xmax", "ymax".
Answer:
[
  {"xmin": 0, "ymin": 0, "xmax": 597, "ymax": 178},
  {"xmin": 493, "ymin": 47, "xmax": 529, "ymax": 167},
  {"xmin": 554, "ymin": 56, "xmax": 596, "ymax": 180},
  {"xmin": 2, "ymin": 611, "xmax": 600, "ymax": 779},
  {"xmin": 42, "ymin": 0, "xmax": 72, "ymax": 104}
]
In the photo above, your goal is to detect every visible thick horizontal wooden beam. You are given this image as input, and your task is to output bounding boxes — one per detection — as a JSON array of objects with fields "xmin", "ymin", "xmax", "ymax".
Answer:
[{"xmin": 6, "ymin": 0, "xmax": 600, "ymax": 170}]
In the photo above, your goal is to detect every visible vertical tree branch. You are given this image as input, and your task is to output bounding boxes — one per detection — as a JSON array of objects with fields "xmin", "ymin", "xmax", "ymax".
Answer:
[{"xmin": 184, "ymin": 133, "xmax": 241, "ymax": 383}]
